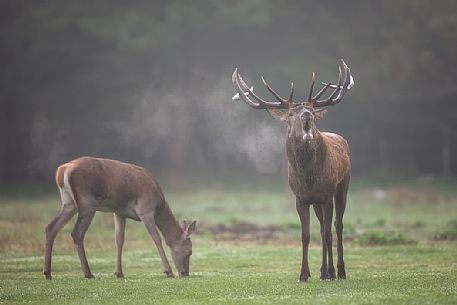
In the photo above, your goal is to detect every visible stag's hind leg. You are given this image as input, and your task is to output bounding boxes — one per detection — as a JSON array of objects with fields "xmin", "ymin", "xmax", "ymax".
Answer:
[
  {"xmin": 335, "ymin": 175, "xmax": 349, "ymax": 279},
  {"xmin": 44, "ymin": 189, "xmax": 77, "ymax": 279}
]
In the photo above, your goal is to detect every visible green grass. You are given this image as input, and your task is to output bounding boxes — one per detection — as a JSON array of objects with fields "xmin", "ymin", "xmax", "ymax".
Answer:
[
  {"xmin": 1, "ymin": 245, "xmax": 456, "ymax": 305},
  {"xmin": 1, "ymin": 180, "xmax": 457, "ymax": 304}
]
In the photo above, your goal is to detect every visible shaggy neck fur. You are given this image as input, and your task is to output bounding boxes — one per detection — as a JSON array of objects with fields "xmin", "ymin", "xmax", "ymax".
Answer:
[{"xmin": 286, "ymin": 124, "xmax": 326, "ymax": 186}]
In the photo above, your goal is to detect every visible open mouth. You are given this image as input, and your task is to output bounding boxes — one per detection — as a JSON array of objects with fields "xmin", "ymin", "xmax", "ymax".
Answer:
[
  {"xmin": 303, "ymin": 122, "xmax": 313, "ymax": 141},
  {"xmin": 303, "ymin": 132, "xmax": 313, "ymax": 141}
]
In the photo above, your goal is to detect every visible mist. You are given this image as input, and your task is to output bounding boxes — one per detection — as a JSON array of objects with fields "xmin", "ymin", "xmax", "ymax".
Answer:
[{"xmin": 1, "ymin": 1, "xmax": 456, "ymax": 184}]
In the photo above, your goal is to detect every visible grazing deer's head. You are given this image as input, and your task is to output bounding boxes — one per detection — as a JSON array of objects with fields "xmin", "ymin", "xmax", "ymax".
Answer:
[
  {"xmin": 232, "ymin": 59, "xmax": 354, "ymax": 143},
  {"xmin": 171, "ymin": 220, "xmax": 196, "ymax": 277}
]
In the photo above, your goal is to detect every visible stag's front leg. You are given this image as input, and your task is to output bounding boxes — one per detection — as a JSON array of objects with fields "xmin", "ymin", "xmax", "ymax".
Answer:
[
  {"xmin": 313, "ymin": 204, "xmax": 328, "ymax": 280},
  {"xmin": 323, "ymin": 200, "xmax": 336, "ymax": 280},
  {"xmin": 140, "ymin": 211, "xmax": 174, "ymax": 278},
  {"xmin": 296, "ymin": 198, "xmax": 311, "ymax": 282}
]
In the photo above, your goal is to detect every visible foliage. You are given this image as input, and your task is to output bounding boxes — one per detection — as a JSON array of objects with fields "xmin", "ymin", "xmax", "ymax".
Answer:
[
  {"xmin": 434, "ymin": 219, "xmax": 457, "ymax": 241},
  {"xmin": 356, "ymin": 231, "xmax": 417, "ymax": 246}
]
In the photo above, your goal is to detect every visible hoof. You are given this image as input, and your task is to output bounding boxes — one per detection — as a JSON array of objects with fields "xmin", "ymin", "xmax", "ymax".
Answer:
[
  {"xmin": 114, "ymin": 272, "xmax": 124, "ymax": 278},
  {"xmin": 299, "ymin": 271, "xmax": 311, "ymax": 282},
  {"xmin": 43, "ymin": 271, "xmax": 52, "ymax": 280},
  {"xmin": 164, "ymin": 270, "xmax": 174, "ymax": 278},
  {"xmin": 327, "ymin": 268, "xmax": 336, "ymax": 280},
  {"xmin": 337, "ymin": 263, "xmax": 346, "ymax": 279},
  {"xmin": 320, "ymin": 271, "xmax": 327, "ymax": 281},
  {"xmin": 85, "ymin": 273, "xmax": 95, "ymax": 279},
  {"xmin": 338, "ymin": 270, "xmax": 346, "ymax": 279}
]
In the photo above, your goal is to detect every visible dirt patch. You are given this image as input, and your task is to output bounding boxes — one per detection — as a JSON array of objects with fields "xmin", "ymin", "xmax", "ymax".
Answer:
[{"xmin": 197, "ymin": 221, "xmax": 297, "ymax": 245}]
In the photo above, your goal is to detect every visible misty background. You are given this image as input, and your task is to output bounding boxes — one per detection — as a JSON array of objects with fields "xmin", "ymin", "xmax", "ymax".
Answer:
[{"xmin": 1, "ymin": 1, "xmax": 456, "ymax": 187}]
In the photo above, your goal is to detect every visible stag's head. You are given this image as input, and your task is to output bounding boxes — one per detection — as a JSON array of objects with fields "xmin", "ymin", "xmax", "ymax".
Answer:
[
  {"xmin": 232, "ymin": 59, "xmax": 354, "ymax": 143},
  {"xmin": 170, "ymin": 220, "xmax": 196, "ymax": 277}
]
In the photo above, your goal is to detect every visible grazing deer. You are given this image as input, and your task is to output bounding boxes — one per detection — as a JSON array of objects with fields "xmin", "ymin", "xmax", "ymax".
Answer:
[
  {"xmin": 44, "ymin": 156, "xmax": 196, "ymax": 279},
  {"xmin": 231, "ymin": 60, "xmax": 354, "ymax": 281}
]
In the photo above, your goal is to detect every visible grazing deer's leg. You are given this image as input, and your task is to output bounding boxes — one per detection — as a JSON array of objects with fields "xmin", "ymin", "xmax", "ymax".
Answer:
[
  {"xmin": 323, "ymin": 200, "xmax": 335, "ymax": 280},
  {"xmin": 44, "ymin": 202, "xmax": 77, "ymax": 279},
  {"xmin": 114, "ymin": 213, "xmax": 126, "ymax": 278},
  {"xmin": 296, "ymin": 198, "xmax": 311, "ymax": 282},
  {"xmin": 335, "ymin": 177, "xmax": 349, "ymax": 279},
  {"xmin": 313, "ymin": 204, "xmax": 328, "ymax": 280},
  {"xmin": 140, "ymin": 211, "xmax": 174, "ymax": 278},
  {"xmin": 71, "ymin": 207, "xmax": 96, "ymax": 279}
]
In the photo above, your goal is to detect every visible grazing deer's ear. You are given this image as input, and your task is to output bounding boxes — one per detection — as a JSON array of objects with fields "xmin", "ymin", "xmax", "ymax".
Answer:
[
  {"xmin": 314, "ymin": 108, "xmax": 327, "ymax": 119},
  {"xmin": 181, "ymin": 220, "xmax": 187, "ymax": 231},
  {"xmin": 266, "ymin": 109, "xmax": 288, "ymax": 122},
  {"xmin": 185, "ymin": 220, "xmax": 197, "ymax": 235}
]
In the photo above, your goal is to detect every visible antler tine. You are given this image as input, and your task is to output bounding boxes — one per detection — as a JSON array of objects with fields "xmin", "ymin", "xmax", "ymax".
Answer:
[
  {"xmin": 307, "ymin": 72, "xmax": 315, "ymax": 102},
  {"xmin": 232, "ymin": 69, "xmax": 288, "ymax": 109},
  {"xmin": 238, "ymin": 72, "xmax": 286, "ymax": 108},
  {"xmin": 261, "ymin": 76, "xmax": 287, "ymax": 104},
  {"xmin": 288, "ymin": 82, "xmax": 294, "ymax": 103},
  {"xmin": 335, "ymin": 59, "xmax": 352, "ymax": 99},
  {"xmin": 314, "ymin": 59, "xmax": 353, "ymax": 108},
  {"xmin": 312, "ymin": 83, "xmax": 331, "ymax": 100},
  {"xmin": 232, "ymin": 68, "xmax": 261, "ymax": 108},
  {"xmin": 313, "ymin": 64, "xmax": 344, "ymax": 108}
]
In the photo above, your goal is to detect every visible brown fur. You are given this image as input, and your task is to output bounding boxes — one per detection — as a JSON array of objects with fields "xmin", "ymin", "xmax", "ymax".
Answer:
[
  {"xmin": 264, "ymin": 105, "xmax": 350, "ymax": 281},
  {"xmin": 283, "ymin": 107, "xmax": 350, "ymax": 282},
  {"xmin": 44, "ymin": 156, "xmax": 196, "ymax": 280},
  {"xmin": 287, "ymin": 131, "xmax": 350, "ymax": 204},
  {"xmin": 231, "ymin": 62, "xmax": 353, "ymax": 282}
]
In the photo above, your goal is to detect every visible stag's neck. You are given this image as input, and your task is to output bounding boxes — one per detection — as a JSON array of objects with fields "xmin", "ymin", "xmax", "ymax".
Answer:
[
  {"xmin": 286, "ymin": 128, "xmax": 326, "ymax": 176},
  {"xmin": 154, "ymin": 201, "xmax": 183, "ymax": 247}
]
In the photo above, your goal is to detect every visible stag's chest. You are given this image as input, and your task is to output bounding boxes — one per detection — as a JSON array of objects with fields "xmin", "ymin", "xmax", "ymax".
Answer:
[{"xmin": 287, "ymin": 162, "xmax": 335, "ymax": 204}]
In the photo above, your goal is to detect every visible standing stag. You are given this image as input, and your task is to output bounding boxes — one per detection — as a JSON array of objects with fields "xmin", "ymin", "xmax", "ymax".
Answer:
[
  {"xmin": 44, "ymin": 156, "xmax": 196, "ymax": 279},
  {"xmin": 231, "ymin": 60, "xmax": 354, "ymax": 281}
]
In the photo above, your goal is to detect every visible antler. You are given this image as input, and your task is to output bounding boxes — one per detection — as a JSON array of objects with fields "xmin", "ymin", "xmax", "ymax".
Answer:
[
  {"xmin": 232, "ymin": 68, "xmax": 291, "ymax": 109},
  {"xmin": 232, "ymin": 59, "xmax": 354, "ymax": 109},
  {"xmin": 307, "ymin": 59, "xmax": 354, "ymax": 108}
]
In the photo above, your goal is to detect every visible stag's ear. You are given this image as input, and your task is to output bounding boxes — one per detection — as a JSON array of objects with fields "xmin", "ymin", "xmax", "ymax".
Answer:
[
  {"xmin": 185, "ymin": 220, "xmax": 197, "ymax": 235},
  {"xmin": 266, "ymin": 109, "xmax": 288, "ymax": 122},
  {"xmin": 313, "ymin": 108, "xmax": 327, "ymax": 119}
]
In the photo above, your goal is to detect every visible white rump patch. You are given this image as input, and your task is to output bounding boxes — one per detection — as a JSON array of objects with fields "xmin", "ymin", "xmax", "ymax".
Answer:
[{"xmin": 60, "ymin": 169, "xmax": 76, "ymax": 205}]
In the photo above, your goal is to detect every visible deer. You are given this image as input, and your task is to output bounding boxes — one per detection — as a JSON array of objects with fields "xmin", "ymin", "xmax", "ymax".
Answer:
[
  {"xmin": 43, "ymin": 156, "xmax": 196, "ymax": 280},
  {"xmin": 231, "ymin": 59, "xmax": 354, "ymax": 282}
]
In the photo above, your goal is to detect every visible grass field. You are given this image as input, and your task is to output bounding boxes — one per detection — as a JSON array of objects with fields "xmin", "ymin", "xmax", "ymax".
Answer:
[{"xmin": 1, "ymin": 180, "xmax": 457, "ymax": 304}]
